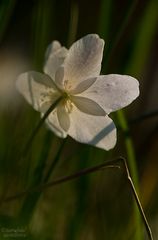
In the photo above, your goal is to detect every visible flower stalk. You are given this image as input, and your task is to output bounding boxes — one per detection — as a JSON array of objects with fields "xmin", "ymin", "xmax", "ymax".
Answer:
[{"xmin": 22, "ymin": 96, "xmax": 62, "ymax": 156}]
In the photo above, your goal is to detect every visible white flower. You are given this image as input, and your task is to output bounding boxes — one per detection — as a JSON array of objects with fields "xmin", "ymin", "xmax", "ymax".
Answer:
[{"xmin": 16, "ymin": 34, "xmax": 139, "ymax": 150}]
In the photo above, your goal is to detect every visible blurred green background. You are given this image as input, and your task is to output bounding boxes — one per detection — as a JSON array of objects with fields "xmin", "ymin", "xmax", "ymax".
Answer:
[{"xmin": 0, "ymin": 0, "xmax": 158, "ymax": 239}]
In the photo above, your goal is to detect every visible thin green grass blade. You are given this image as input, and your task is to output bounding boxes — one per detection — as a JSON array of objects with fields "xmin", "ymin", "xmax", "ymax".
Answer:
[
  {"xmin": 0, "ymin": 0, "xmax": 17, "ymax": 42},
  {"xmin": 31, "ymin": 0, "xmax": 53, "ymax": 70},
  {"xmin": 98, "ymin": 0, "xmax": 112, "ymax": 40},
  {"xmin": 103, "ymin": 0, "xmax": 138, "ymax": 71},
  {"xmin": 117, "ymin": 111, "xmax": 138, "ymax": 183},
  {"xmin": 117, "ymin": 110, "xmax": 143, "ymax": 239},
  {"xmin": 126, "ymin": 0, "xmax": 158, "ymax": 76},
  {"xmin": 67, "ymin": 1, "xmax": 79, "ymax": 46}
]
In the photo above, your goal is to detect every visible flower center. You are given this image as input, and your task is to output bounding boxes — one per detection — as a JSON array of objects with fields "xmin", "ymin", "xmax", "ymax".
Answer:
[
  {"xmin": 64, "ymin": 79, "xmax": 72, "ymax": 91},
  {"xmin": 62, "ymin": 91, "xmax": 69, "ymax": 99},
  {"xmin": 61, "ymin": 91, "xmax": 73, "ymax": 114},
  {"xmin": 65, "ymin": 99, "xmax": 73, "ymax": 113}
]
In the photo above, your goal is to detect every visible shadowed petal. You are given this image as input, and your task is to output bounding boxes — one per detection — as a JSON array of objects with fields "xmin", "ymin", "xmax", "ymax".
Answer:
[
  {"xmin": 68, "ymin": 105, "xmax": 116, "ymax": 150},
  {"xmin": 45, "ymin": 41, "xmax": 61, "ymax": 60},
  {"xmin": 44, "ymin": 41, "xmax": 68, "ymax": 80},
  {"xmin": 71, "ymin": 96, "xmax": 106, "ymax": 116},
  {"xmin": 69, "ymin": 77, "xmax": 96, "ymax": 94},
  {"xmin": 57, "ymin": 102, "xmax": 70, "ymax": 131},
  {"xmin": 16, "ymin": 71, "xmax": 60, "ymax": 112},
  {"xmin": 55, "ymin": 66, "xmax": 65, "ymax": 91},
  {"xmin": 45, "ymin": 110, "xmax": 67, "ymax": 138}
]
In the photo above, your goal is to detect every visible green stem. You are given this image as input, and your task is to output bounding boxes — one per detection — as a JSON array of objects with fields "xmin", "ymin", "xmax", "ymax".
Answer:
[
  {"xmin": 125, "ymin": 163, "xmax": 153, "ymax": 240},
  {"xmin": 117, "ymin": 110, "xmax": 138, "ymax": 183},
  {"xmin": 44, "ymin": 138, "xmax": 67, "ymax": 183},
  {"xmin": 22, "ymin": 97, "xmax": 62, "ymax": 156}
]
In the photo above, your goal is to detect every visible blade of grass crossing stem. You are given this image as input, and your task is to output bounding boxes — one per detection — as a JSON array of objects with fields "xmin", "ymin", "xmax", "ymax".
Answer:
[
  {"xmin": 19, "ymin": 96, "xmax": 62, "ymax": 223},
  {"xmin": 19, "ymin": 132, "xmax": 53, "ymax": 224},
  {"xmin": 42, "ymin": 0, "xmax": 79, "ymax": 184},
  {"xmin": 43, "ymin": 0, "xmax": 79, "ymax": 185},
  {"xmin": 3, "ymin": 158, "xmax": 153, "ymax": 240}
]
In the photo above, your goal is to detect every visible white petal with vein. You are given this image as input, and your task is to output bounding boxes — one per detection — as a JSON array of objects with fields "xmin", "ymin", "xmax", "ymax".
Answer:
[
  {"xmin": 69, "ymin": 78, "xmax": 96, "ymax": 94},
  {"xmin": 63, "ymin": 34, "xmax": 104, "ymax": 89},
  {"xmin": 80, "ymin": 74, "xmax": 139, "ymax": 114}
]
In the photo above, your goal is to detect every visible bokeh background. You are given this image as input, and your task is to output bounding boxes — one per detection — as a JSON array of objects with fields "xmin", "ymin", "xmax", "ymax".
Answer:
[{"xmin": 0, "ymin": 0, "xmax": 158, "ymax": 239}]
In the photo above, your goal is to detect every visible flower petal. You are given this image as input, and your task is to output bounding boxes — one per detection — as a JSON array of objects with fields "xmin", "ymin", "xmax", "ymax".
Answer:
[
  {"xmin": 69, "ymin": 78, "xmax": 96, "ymax": 94},
  {"xmin": 63, "ymin": 34, "xmax": 104, "ymax": 89},
  {"xmin": 44, "ymin": 110, "xmax": 67, "ymax": 138},
  {"xmin": 16, "ymin": 71, "xmax": 60, "ymax": 112},
  {"xmin": 79, "ymin": 74, "xmax": 139, "ymax": 114},
  {"xmin": 45, "ymin": 41, "xmax": 61, "ymax": 60},
  {"xmin": 71, "ymin": 96, "xmax": 106, "ymax": 116},
  {"xmin": 54, "ymin": 66, "xmax": 65, "ymax": 91},
  {"xmin": 68, "ymin": 106, "xmax": 116, "ymax": 150},
  {"xmin": 44, "ymin": 41, "xmax": 68, "ymax": 80},
  {"xmin": 57, "ymin": 102, "xmax": 70, "ymax": 131}
]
